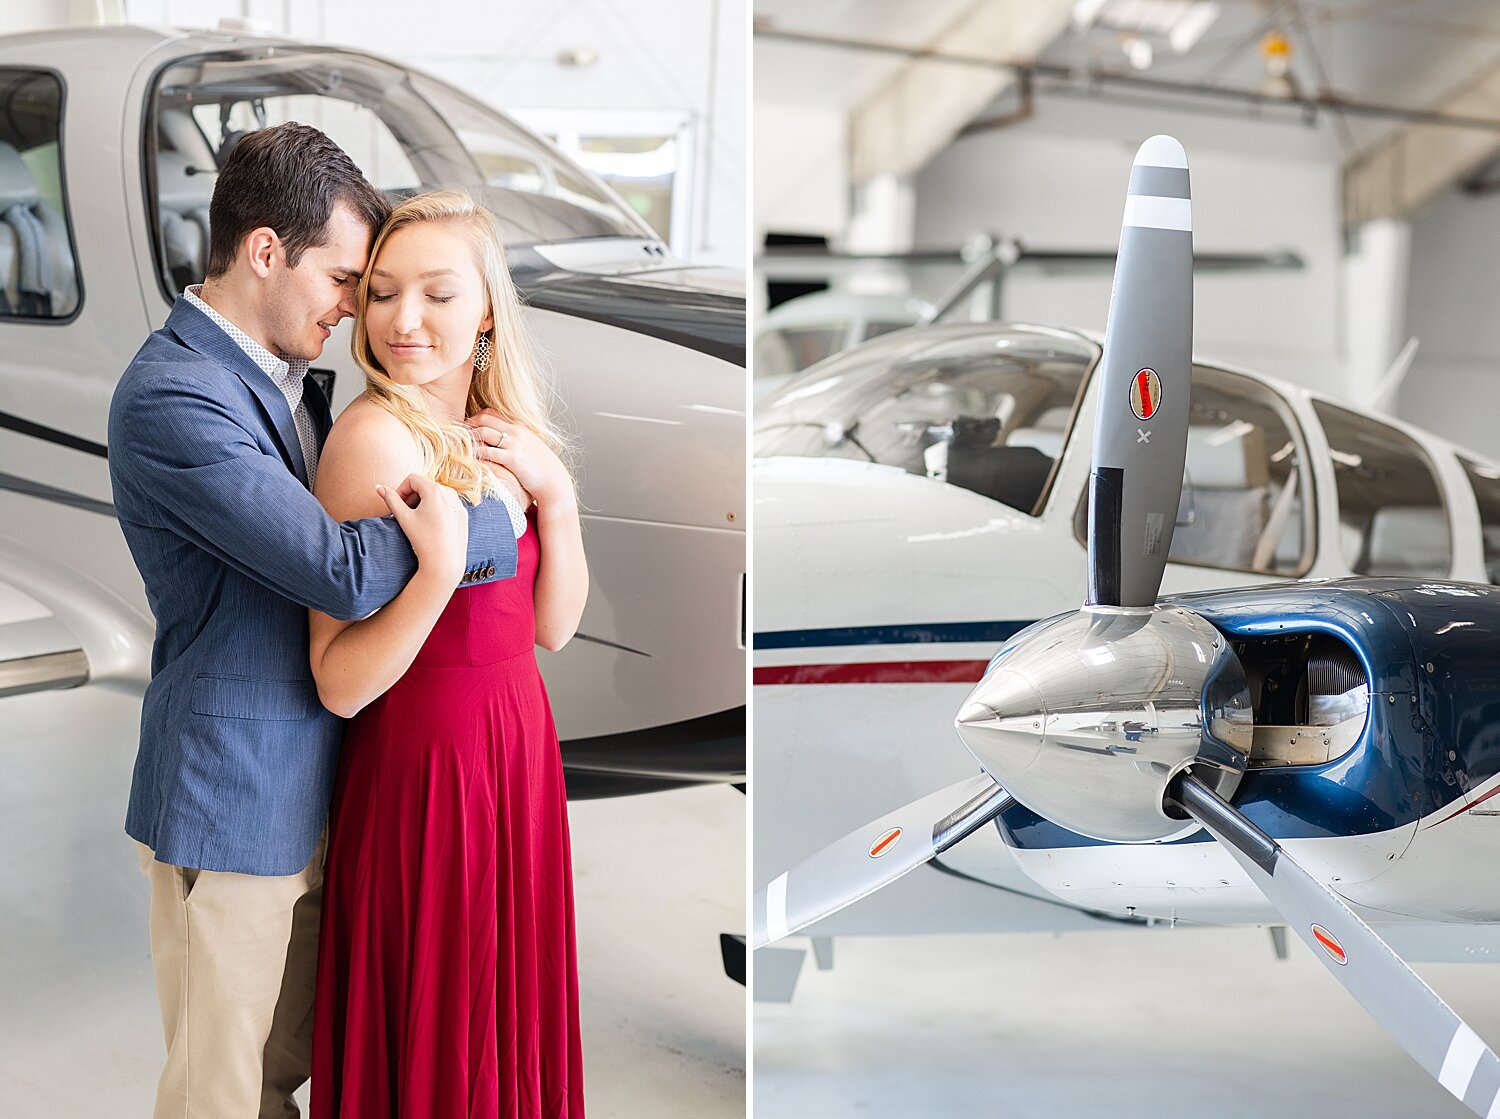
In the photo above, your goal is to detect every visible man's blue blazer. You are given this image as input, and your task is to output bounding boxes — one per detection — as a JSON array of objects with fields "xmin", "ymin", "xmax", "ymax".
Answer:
[{"xmin": 109, "ymin": 297, "xmax": 517, "ymax": 875}]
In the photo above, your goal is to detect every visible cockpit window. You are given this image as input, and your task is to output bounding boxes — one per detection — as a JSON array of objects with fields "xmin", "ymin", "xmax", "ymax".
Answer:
[
  {"xmin": 1073, "ymin": 365, "xmax": 1313, "ymax": 577},
  {"xmin": 1314, "ymin": 400, "xmax": 1450, "ymax": 577},
  {"xmin": 754, "ymin": 326, "xmax": 1095, "ymax": 517},
  {"xmin": 144, "ymin": 48, "xmax": 654, "ymax": 299},
  {"xmin": 0, "ymin": 69, "xmax": 80, "ymax": 321}
]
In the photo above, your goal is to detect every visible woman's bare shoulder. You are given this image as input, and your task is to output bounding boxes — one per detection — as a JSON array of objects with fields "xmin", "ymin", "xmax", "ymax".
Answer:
[{"xmin": 315, "ymin": 393, "xmax": 424, "ymax": 518}]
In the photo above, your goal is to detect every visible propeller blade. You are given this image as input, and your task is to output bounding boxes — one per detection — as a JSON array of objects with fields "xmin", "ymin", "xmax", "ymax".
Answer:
[
  {"xmin": 1088, "ymin": 134, "xmax": 1194, "ymax": 608},
  {"xmin": 752, "ymin": 773, "xmax": 1014, "ymax": 949},
  {"xmin": 1171, "ymin": 772, "xmax": 1500, "ymax": 1118}
]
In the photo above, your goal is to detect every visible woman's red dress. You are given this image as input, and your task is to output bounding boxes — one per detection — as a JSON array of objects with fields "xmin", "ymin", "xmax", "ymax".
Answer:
[{"xmin": 312, "ymin": 517, "xmax": 585, "ymax": 1117}]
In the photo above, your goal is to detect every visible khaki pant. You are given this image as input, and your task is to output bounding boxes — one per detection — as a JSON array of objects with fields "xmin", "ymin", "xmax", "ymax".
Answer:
[{"xmin": 136, "ymin": 840, "xmax": 324, "ymax": 1119}]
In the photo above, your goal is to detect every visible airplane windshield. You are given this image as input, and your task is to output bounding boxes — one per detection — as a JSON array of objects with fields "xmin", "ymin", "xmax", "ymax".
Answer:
[
  {"xmin": 145, "ymin": 47, "xmax": 655, "ymax": 296},
  {"xmin": 754, "ymin": 325, "xmax": 1096, "ymax": 518}
]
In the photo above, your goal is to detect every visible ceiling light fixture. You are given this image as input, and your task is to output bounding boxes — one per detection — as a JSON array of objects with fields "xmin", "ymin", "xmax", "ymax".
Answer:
[{"xmin": 1073, "ymin": 0, "xmax": 1221, "ymax": 55}]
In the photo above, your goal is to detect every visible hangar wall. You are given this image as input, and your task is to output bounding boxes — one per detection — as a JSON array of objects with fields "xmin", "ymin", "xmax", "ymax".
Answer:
[
  {"xmin": 910, "ymin": 102, "xmax": 1346, "ymax": 397},
  {"xmin": 1403, "ymin": 185, "xmax": 1500, "ymax": 459},
  {"xmin": 105, "ymin": 0, "xmax": 745, "ymax": 269},
  {"xmin": 0, "ymin": 2, "xmax": 68, "ymax": 32},
  {"xmin": 753, "ymin": 102, "xmax": 847, "ymax": 243}
]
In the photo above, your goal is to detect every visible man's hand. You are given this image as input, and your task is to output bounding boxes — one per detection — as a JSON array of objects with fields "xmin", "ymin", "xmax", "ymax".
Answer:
[
  {"xmin": 465, "ymin": 409, "xmax": 574, "ymax": 511},
  {"xmin": 393, "ymin": 476, "xmax": 421, "ymax": 508},
  {"xmin": 485, "ymin": 462, "xmax": 532, "ymax": 508},
  {"xmin": 377, "ymin": 474, "xmax": 467, "ymax": 583}
]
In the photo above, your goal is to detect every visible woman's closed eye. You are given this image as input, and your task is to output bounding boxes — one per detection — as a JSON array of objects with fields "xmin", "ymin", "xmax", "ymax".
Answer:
[{"xmin": 367, "ymin": 292, "xmax": 455, "ymax": 304}]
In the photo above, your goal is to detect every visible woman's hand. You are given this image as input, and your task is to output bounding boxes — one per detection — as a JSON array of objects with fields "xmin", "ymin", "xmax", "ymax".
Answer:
[
  {"xmin": 465, "ymin": 409, "xmax": 574, "ymax": 511},
  {"xmin": 378, "ymin": 473, "xmax": 468, "ymax": 583}
]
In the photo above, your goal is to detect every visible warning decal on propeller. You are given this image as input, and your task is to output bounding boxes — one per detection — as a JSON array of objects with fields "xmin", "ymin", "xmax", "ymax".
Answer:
[
  {"xmin": 1130, "ymin": 368, "xmax": 1161, "ymax": 421},
  {"xmin": 1312, "ymin": 924, "xmax": 1348, "ymax": 965},
  {"xmin": 869, "ymin": 827, "xmax": 902, "ymax": 858}
]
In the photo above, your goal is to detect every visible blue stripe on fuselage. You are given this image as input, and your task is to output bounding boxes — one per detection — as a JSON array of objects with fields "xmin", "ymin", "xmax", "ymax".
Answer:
[{"xmin": 754, "ymin": 620, "xmax": 1036, "ymax": 650}]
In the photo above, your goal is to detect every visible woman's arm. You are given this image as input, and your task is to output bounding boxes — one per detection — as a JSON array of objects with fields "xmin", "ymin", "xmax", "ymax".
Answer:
[
  {"xmin": 308, "ymin": 403, "xmax": 468, "ymax": 718},
  {"xmin": 532, "ymin": 494, "xmax": 588, "ymax": 652},
  {"xmin": 466, "ymin": 409, "xmax": 588, "ymax": 651}
]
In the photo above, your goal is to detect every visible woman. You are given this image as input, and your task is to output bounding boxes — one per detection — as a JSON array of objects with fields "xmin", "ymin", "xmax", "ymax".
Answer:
[{"xmin": 307, "ymin": 190, "xmax": 588, "ymax": 1117}]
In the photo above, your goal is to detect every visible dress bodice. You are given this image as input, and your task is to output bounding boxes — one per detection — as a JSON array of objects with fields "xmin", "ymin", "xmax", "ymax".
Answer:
[{"xmin": 410, "ymin": 509, "xmax": 538, "ymax": 669}]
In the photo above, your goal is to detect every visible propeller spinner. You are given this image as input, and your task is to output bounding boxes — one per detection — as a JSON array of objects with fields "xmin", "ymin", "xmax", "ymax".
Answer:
[{"xmin": 754, "ymin": 135, "xmax": 1500, "ymax": 1118}]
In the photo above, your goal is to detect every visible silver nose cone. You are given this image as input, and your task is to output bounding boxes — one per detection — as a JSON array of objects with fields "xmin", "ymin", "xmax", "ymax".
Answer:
[
  {"xmin": 954, "ymin": 606, "xmax": 1251, "ymax": 844},
  {"xmin": 955, "ymin": 669, "xmax": 1048, "ymax": 777}
]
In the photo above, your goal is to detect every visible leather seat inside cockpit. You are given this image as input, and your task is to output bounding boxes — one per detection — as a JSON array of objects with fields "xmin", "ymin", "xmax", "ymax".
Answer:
[
  {"xmin": 944, "ymin": 415, "xmax": 1057, "ymax": 516},
  {"xmin": 0, "ymin": 139, "xmax": 77, "ymax": 318},
  {"xmin": 157, "ymin": 149, "xmax": 214, "ymax": 292}
]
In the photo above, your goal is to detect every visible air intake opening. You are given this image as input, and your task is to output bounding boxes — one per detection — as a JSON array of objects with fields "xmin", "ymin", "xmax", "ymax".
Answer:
[{"xmin": 1235, "ymin": 631, "xmax": 1368, "ymax": 768}]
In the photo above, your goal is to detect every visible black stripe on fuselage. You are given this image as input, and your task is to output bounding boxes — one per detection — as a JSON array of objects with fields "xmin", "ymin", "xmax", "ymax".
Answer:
[
  {"xmin": 0, "ymin": 410, "xmax": 108, "ymax": 458},
  {"xmin": 516, "ymin": 272, "xmax": 745, "ymax": 367},
  {"xmin": 0, "ymin": 470, "xmax": 115, "ymax": 517},
  {"xmin": 0, "ymin": 410, "xmax": 114, "ymax": 514}
]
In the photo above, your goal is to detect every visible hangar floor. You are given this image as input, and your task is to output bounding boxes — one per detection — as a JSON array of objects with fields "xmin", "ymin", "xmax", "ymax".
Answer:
[
  {"xmin": 0, "ymin": 684, "xmax": 745, "ymax": 1116},
  {"xmin": 755, "ymin": 922, "xmax": 1500, "ymax": 1117}
]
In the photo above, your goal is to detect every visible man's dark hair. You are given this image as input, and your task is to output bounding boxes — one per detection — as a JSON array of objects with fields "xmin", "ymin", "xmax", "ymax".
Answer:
[{"xmin": 205, "ymin": 122, "xmax": 391, "ymax": 278}]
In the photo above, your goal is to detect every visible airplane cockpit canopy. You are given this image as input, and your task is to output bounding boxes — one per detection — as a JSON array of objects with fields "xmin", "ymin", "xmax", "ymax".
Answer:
[
  {"xmin": 755, "ymin": 323, "xmax": 1324, "ymax": 580},
  {"xmin": 145, "ymin": 46, "xmax": 657, "ymax": 299},
  {"xmin": 754, "ymin": 324, "xmax": 1095, "ymax": 518}
]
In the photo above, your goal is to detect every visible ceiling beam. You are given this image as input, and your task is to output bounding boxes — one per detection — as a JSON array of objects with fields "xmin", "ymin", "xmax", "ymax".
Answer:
[
  {"xmin": 1344, "ymin": 57, "xmax": 1500, "ymax": 225},
  {"xmin": 849, "ymin": 0, "xmax": 1074, "ymax": 183}
]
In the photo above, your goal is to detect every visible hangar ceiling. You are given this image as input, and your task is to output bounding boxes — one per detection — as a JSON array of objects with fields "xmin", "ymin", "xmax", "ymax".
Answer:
[{"xmin": 755, "ymin": 1, "xmax": 1500, "ymax": 223}]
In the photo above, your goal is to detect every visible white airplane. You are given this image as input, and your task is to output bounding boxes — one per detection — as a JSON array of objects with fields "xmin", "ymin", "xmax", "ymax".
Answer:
[
  {"xmin": 753, "ymin": 291, "xmax": 932, "ymax": 399},
  {"xmin": 753, "ymin": 135, "xmax": 1500, "ymax": 1114},
  {"xmin": 0, "ymin": 25, "xmax": 744, "ymax": 795}
]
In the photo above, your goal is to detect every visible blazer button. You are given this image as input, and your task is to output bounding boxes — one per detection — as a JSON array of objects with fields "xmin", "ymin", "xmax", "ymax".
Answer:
[{"xmin": 484, "ymin": 565, "xmax": 496, "ymax": 578}]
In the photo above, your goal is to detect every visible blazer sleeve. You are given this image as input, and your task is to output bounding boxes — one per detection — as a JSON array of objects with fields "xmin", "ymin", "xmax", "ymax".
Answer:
[{"xmin": 109, "ymin": 363, "xmax": 518, "ymax": 621}]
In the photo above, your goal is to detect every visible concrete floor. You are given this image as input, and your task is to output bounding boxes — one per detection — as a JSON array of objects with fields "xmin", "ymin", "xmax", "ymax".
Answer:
[
  {"xmin": 0, "ymin": 684, "xmax": 745, "ymax": 1116},
  {"xmin": 755, "ymin": 925, "xmax": 1500, "ymax": 1118}
]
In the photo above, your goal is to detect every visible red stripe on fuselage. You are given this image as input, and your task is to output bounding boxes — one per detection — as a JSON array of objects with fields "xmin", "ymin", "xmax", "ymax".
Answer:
[
  {"xmin": 1422, "ymin": 780, "xmax": 1500, "ymax": 829},
  {"xmin": 754, "ymin": 660, "xmax": 990, "ymax": 685}
]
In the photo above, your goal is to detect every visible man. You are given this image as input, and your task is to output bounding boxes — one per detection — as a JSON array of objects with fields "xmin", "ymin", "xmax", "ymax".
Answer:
[{"xmin": 108, "ymin": 123, "xmax": 516, "ymax": 1118}]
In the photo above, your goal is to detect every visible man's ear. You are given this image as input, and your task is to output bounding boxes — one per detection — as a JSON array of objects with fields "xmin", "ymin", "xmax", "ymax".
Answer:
[{"xmin": 243, "ymin": 227, "xmax": 281, "ymax": 278}]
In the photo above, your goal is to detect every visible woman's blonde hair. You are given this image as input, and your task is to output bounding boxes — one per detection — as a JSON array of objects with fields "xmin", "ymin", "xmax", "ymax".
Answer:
[{"xmin": 352, "ymin": 190, "xmax": 567, "ymax": 503}]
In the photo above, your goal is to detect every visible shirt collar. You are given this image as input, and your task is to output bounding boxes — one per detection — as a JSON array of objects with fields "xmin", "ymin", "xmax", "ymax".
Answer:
[{"xmin": 184, "ymin": 285, "xmax": 310, "ymax": 386}]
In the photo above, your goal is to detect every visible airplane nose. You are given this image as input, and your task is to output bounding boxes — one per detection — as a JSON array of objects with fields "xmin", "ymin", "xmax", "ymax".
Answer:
[
  {"xmin": 956, "ymin": 606, "xmax": 1251, "ymax": 844},
  {"xmin": 954, "ymin": 669, "xmax": 1048, "ymax": 776}
]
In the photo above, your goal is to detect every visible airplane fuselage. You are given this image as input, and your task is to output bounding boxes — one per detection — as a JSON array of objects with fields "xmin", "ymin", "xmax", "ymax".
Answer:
[{"xmin": 754, "ymin": 323, "xmax": 1500, "ymax": 936}]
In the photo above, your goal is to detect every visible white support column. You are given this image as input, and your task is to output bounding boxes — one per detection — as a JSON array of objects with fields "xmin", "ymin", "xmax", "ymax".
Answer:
[
  {"xmin": 1341, "ymin": 217, "xmax": 1412, "ymax": 413},
  {"xmin": 841, "ymin": 172, "xmax": 916, "ymax": 296}
]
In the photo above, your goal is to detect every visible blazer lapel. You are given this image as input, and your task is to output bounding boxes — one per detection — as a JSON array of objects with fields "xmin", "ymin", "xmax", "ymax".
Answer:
[
  {"xmin": 303, "ymin": 371, "xmax": 333, "ymax": 444},
  {"xmin": 164, "ymin": 297, "xmax": 310, "ymax": 486}
]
